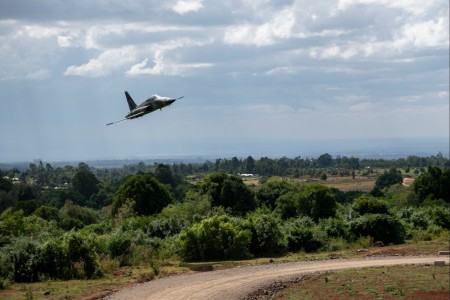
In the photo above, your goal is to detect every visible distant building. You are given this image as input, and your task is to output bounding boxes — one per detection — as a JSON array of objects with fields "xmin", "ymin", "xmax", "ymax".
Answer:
[{"xmin": 238, "ymin": 173, "xmax": 256, "ymax": 177}]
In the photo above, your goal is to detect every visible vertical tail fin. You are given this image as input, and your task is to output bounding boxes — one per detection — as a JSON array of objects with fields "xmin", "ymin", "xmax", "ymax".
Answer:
[{"xmin": 125, "ymin": 91, "xmax": 137, "ymax": 111}]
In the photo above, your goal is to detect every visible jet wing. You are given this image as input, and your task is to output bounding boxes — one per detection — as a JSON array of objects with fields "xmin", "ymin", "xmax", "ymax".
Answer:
[
  {"xmin": 128, "ymin": 110, "xmax": 149, "ymax": 118},
  {"xmin": 106, "ymin": 118, "xmax": 127, "ymax": 126}
]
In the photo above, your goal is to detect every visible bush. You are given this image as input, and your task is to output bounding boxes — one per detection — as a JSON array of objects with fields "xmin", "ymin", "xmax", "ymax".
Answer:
[
  {"xmin": 107, "ymin": 232, "xmax": 132, "ymax": 259},
  {"xmin": 255, "ymin": 178, "xmax": 300, "ymax": 209},
  {"xmin": 350, "ymin": 214, "xmax": 405, "ymax": 244},
  {"xmin": 353, "ymin": 196, "xmax": 390, "ymax": 216},
  {"xmin": 296, "ymin": 184, "xmax": 337, "ymax": 221},
  {"xmin": 64, "ymin": 232, "xmax": 102, "ymax": 279},
  {"xmin": 319, "ymin": 217, "xmax": 350, "ymax": 240},
  {"xmin": 146, "ymin": 218, "xmax": 188, "ymax": 238},
  {"xmin": 0, "ymin": 238, "xmax": 42, "ymax": 282},
  {"xmin": 243, "ymin": 208, "xmax": 287, "ymax": 256},
  {"xmin": 285, "ymin": 220, "xmax": 323, "ymax": 253},
  {"xmin": 40, "ymin": 239, "xmax": 70, "ymax": 279},
  {"xmin": 178, "ymin": 215, "xmax": 251, "ymax": 261},
  {"xmin": 375, "ymin": 169, "xmax": 403, "ymax": 190},
  {"xmin": 426, "ymin": 205, "xmax": 450, "ymax": 229}
]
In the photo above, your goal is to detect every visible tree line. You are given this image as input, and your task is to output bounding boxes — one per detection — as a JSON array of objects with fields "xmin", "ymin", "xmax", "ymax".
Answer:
[{"xmin": 0, "ymin": 154, "xmax": 448, "ymax": 287}]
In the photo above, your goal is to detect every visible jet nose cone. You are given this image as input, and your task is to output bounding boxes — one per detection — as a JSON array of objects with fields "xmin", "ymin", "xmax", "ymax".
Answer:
[{"xmin": 167, "ymin": 99, "xmax": 176, "ymax": 104}]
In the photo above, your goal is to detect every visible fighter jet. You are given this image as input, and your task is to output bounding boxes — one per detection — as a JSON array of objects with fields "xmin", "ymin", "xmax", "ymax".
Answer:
[{"xmin": 106, "ymin": 91, "xmax": 183, "ymax": 126}]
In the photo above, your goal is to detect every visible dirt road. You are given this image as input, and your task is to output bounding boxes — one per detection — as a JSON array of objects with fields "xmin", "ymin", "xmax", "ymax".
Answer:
[{"xmin": 105, "ymin": 255, "xmax": 448, "ymax": 300}]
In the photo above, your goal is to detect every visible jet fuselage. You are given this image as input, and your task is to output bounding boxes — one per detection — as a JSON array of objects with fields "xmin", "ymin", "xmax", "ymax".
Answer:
[{"xmin": 106, "ymin": 91, "xmax": 182, "ymax": 126}]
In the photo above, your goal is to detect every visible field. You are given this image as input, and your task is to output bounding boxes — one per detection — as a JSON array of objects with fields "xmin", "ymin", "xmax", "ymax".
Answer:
[
  {"xmin": 273, "ymin": 265, "xmax": 449, "ymax": 299},
  {"xmin": 319, "ymin": 176, "xmax": 376, "ymax": 192}
]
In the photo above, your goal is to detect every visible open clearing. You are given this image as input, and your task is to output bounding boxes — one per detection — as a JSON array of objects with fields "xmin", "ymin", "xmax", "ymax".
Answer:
[
  {"xmin": 271, "ymin": 264, "xmax": 449, "ymax": 300},
  {"xmin": 105, "ymin": 256, "xmax": 449, "ymax": 300}
]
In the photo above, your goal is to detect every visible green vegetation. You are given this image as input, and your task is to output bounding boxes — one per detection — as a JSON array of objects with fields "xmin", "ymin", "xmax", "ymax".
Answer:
[{"xmin": 0, "ymin": 153, "xmax": 448, "ymax": 296}]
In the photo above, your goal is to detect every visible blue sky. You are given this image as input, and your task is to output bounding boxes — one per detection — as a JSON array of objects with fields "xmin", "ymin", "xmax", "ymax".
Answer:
[{"xmin": 0, "ymin": 0, "xmax": 448, "ymax": 162}]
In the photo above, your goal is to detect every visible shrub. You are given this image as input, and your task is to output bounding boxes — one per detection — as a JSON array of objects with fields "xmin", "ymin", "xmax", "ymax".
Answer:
[
  {"xmin": 146, "ymin": 218, "xmax": 188, "ymax": 238},
  {"xmin": 275, "ymin": 192, "xmax": 297, "ymax": 219},
  {"xmin": 353, "ymin": 196, "xmax": 390, "ymax": 216},
  {"xmin": 426, "ymin": 205, "xmax": 450, "ymax": 229},
  {"xmin": 285, "ymin": 220, "xmax": 323, "ymax": 253},
  {"xmin": 107, "ymin": 232, "xmax": 132, "ymax": 259},
  {"xmin": 243, "ymin": 208, "xmax": 287, "ymax": 256},
  {"xmin": 40, "ymin": 239, "xmax": 70, "ymax": 279},
  {"xmin": 255, "ymin": 178, "xmax": 299, "ymax": 209},
  {"xmin": 350, "ymin": 214, "xmax": 405, "ymax": 244},
  {"xmin": 178, "ymin": 215, "xmax": 251, "ymax": 261},
  {"xmin": 0, "ymin": 238, "xmax": 42, "ymax": 282},
  {"xmin": 296, "ymin": 184, "xmax": 337, "ymax": 221},
  {"xmin": 319, "ymin": 217, "xmax": 350, "ymax": 240},
  {"xmin": 375, "ymin": 169, "xmax": 403, "ymax": 190},
  {"xmin": 64, "ymin": 232, "xmax": 102, "ymax": 279}
]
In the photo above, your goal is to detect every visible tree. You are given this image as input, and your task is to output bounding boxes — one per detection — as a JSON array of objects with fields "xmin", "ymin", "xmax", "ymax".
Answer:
[
  {"xmin": 414, "ymin": 167, "xmax": 450, "ymax": 202},
  {"xmin": 353, "ymin": 195, "xmax": 390, "ymax": 216},
  {"xmin": 350, "ymin": 214, "xmax": 405, "ymax": 244},
  {"xmin": 112, "ymin": 174, "xmax": 173, "ymax": 216},
  {"xmin": 199, "ymin": 172, "xmax": 255, "ymax": 214},
  {"xmin": 317, "ymin": 153, "xmax": 333, "ymax": 168},
  {"xmin": 242, "ymin": 156, "xmax": 255, "ymax": 174},
  {"xmin": 243, "ymin": 208, "xmax": 287, "ymax": 255},
  {"xmin": 178, "ymin": 215, "xmax": 251, "ymax": 261},
  {"xmin": 255, "ymin": 177, "xmax": 299, "ymax": 209},
  {"xmin": 154, "ymin": 164, "xmax": 174, "ymax": 186},
  {"xmin": 374, "ymin": 168, "xmax": 403, "ymax": 190},
  {"xmin": 71, "ymin": 163, "xmax": 99, "ymax": 200},
  {"xmin": 296, "ymin": 184, "xmax": 337, "ymax": 221}
]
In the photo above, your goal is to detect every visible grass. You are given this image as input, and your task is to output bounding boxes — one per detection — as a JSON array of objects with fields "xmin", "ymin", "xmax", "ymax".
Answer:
[
  {"xmin": 322, "ymin": 176, "xmax": 376, "ymax": 192},
  {"xmin": 275, "ymin": 265, "xmax": 449, "ymax": 299}
]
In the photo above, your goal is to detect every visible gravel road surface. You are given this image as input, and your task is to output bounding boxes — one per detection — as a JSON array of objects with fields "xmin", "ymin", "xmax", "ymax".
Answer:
[{"xmin": 105, "ymin": 255, "xmax": 448, "ymax": 300}]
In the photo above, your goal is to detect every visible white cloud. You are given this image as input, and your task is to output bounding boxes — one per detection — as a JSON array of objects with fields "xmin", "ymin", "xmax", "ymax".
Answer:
[
  {"xmin": 21, "ymin": 25, "xmax": 60, "ymax": 39},
  {"xmin": 337, "ymin": 0, "xmax": 439, "ymax": 16},
  {"xmin": 243, "ymin": 104, "xmax": 295, "ymax": 114},
  {"xmin": 64, "ymin": 46, "xmax": 137, "ymax": 77},
  {"xmin": 349, "ymin": 102, "xmax": 373, "ymax": 111},
  {"xmin": 126, "ymin": 50, "xmax": 212, "ymax": 76},
  {"xmin": 438, "ymin": 91, "xmax": 449, "ymax": 98},
  {"xmin": 172, "ymin": 0, "xmax": 204, "ymax": 15},
  {"xmin": 224, "ymin": 8, "xmax": 295, "ymax": 46},
  {"xmin": 57, "ymin": 35, "xmax": 73, "ymax": 47},
  {"xmin": 25, "ymin": 68, "xmax": 51, "ymax": 80},
  {"xmin": 395, "ymin": 17, "xmax": 449, "ymax": 49}
]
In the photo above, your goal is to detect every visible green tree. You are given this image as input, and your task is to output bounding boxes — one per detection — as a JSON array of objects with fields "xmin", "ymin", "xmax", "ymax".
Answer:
[
  {"xmin": 243, "ymin": 208, "xmax": 287, "ymax": 255},
  {"xmin": 413, "ymin": 167, "xmax": 450, "ymax": 202},
  {"xmin": 374, "ymin": 168, "xmax": 403, "ymax": 190},
  {"xmin": 255, "ymin": 177, "xmax": 299, "ymax": 209},
  {"xmin": 353, "ymin": 195, "xmax": 390, "ymax": 216},
  {"xmin": 112, "ymin": 174, "xmax": 173, "ymax": 216},
  {"xmin": 317, "ymin": 153, "xmax": 333, "ymax": 168},
  {"xmin": 296, "ymin": 184, "xmax": 337, "ymax": 221},
  {"xmin": 178, "ymin": 215, "xmax": 251, "ymax": 261},
  {"xmin": 350, "ymin": 214, "xmax": 405, "ymax": 244},
  {"xmin": 71, "ymin": 163, "xmax": 99, "ymax": 200},
  {"xmin": 154, "ymin": 164, "xmax": 174, "ymax": 186},
  {"xmin": 199, "ymin": 172, "xmax": 255, "ymax": 214}
]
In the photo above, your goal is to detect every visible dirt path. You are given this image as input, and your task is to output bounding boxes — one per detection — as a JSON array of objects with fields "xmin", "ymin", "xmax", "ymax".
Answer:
[{"xmin": 104, "ymin": 256, "xmax": 448, "ymax": 300}]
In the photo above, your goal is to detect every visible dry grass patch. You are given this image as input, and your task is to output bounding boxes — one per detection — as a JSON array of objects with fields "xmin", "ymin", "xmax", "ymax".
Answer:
[{"xmin": 275, "ymin": 265, "xmax": 449, "ymax": 300}]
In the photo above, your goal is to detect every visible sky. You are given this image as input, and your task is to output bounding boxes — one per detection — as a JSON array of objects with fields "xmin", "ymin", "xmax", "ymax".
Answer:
[{"xmin": 0, "ymin": 0, "xmax": 449, "ymax": 163}]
